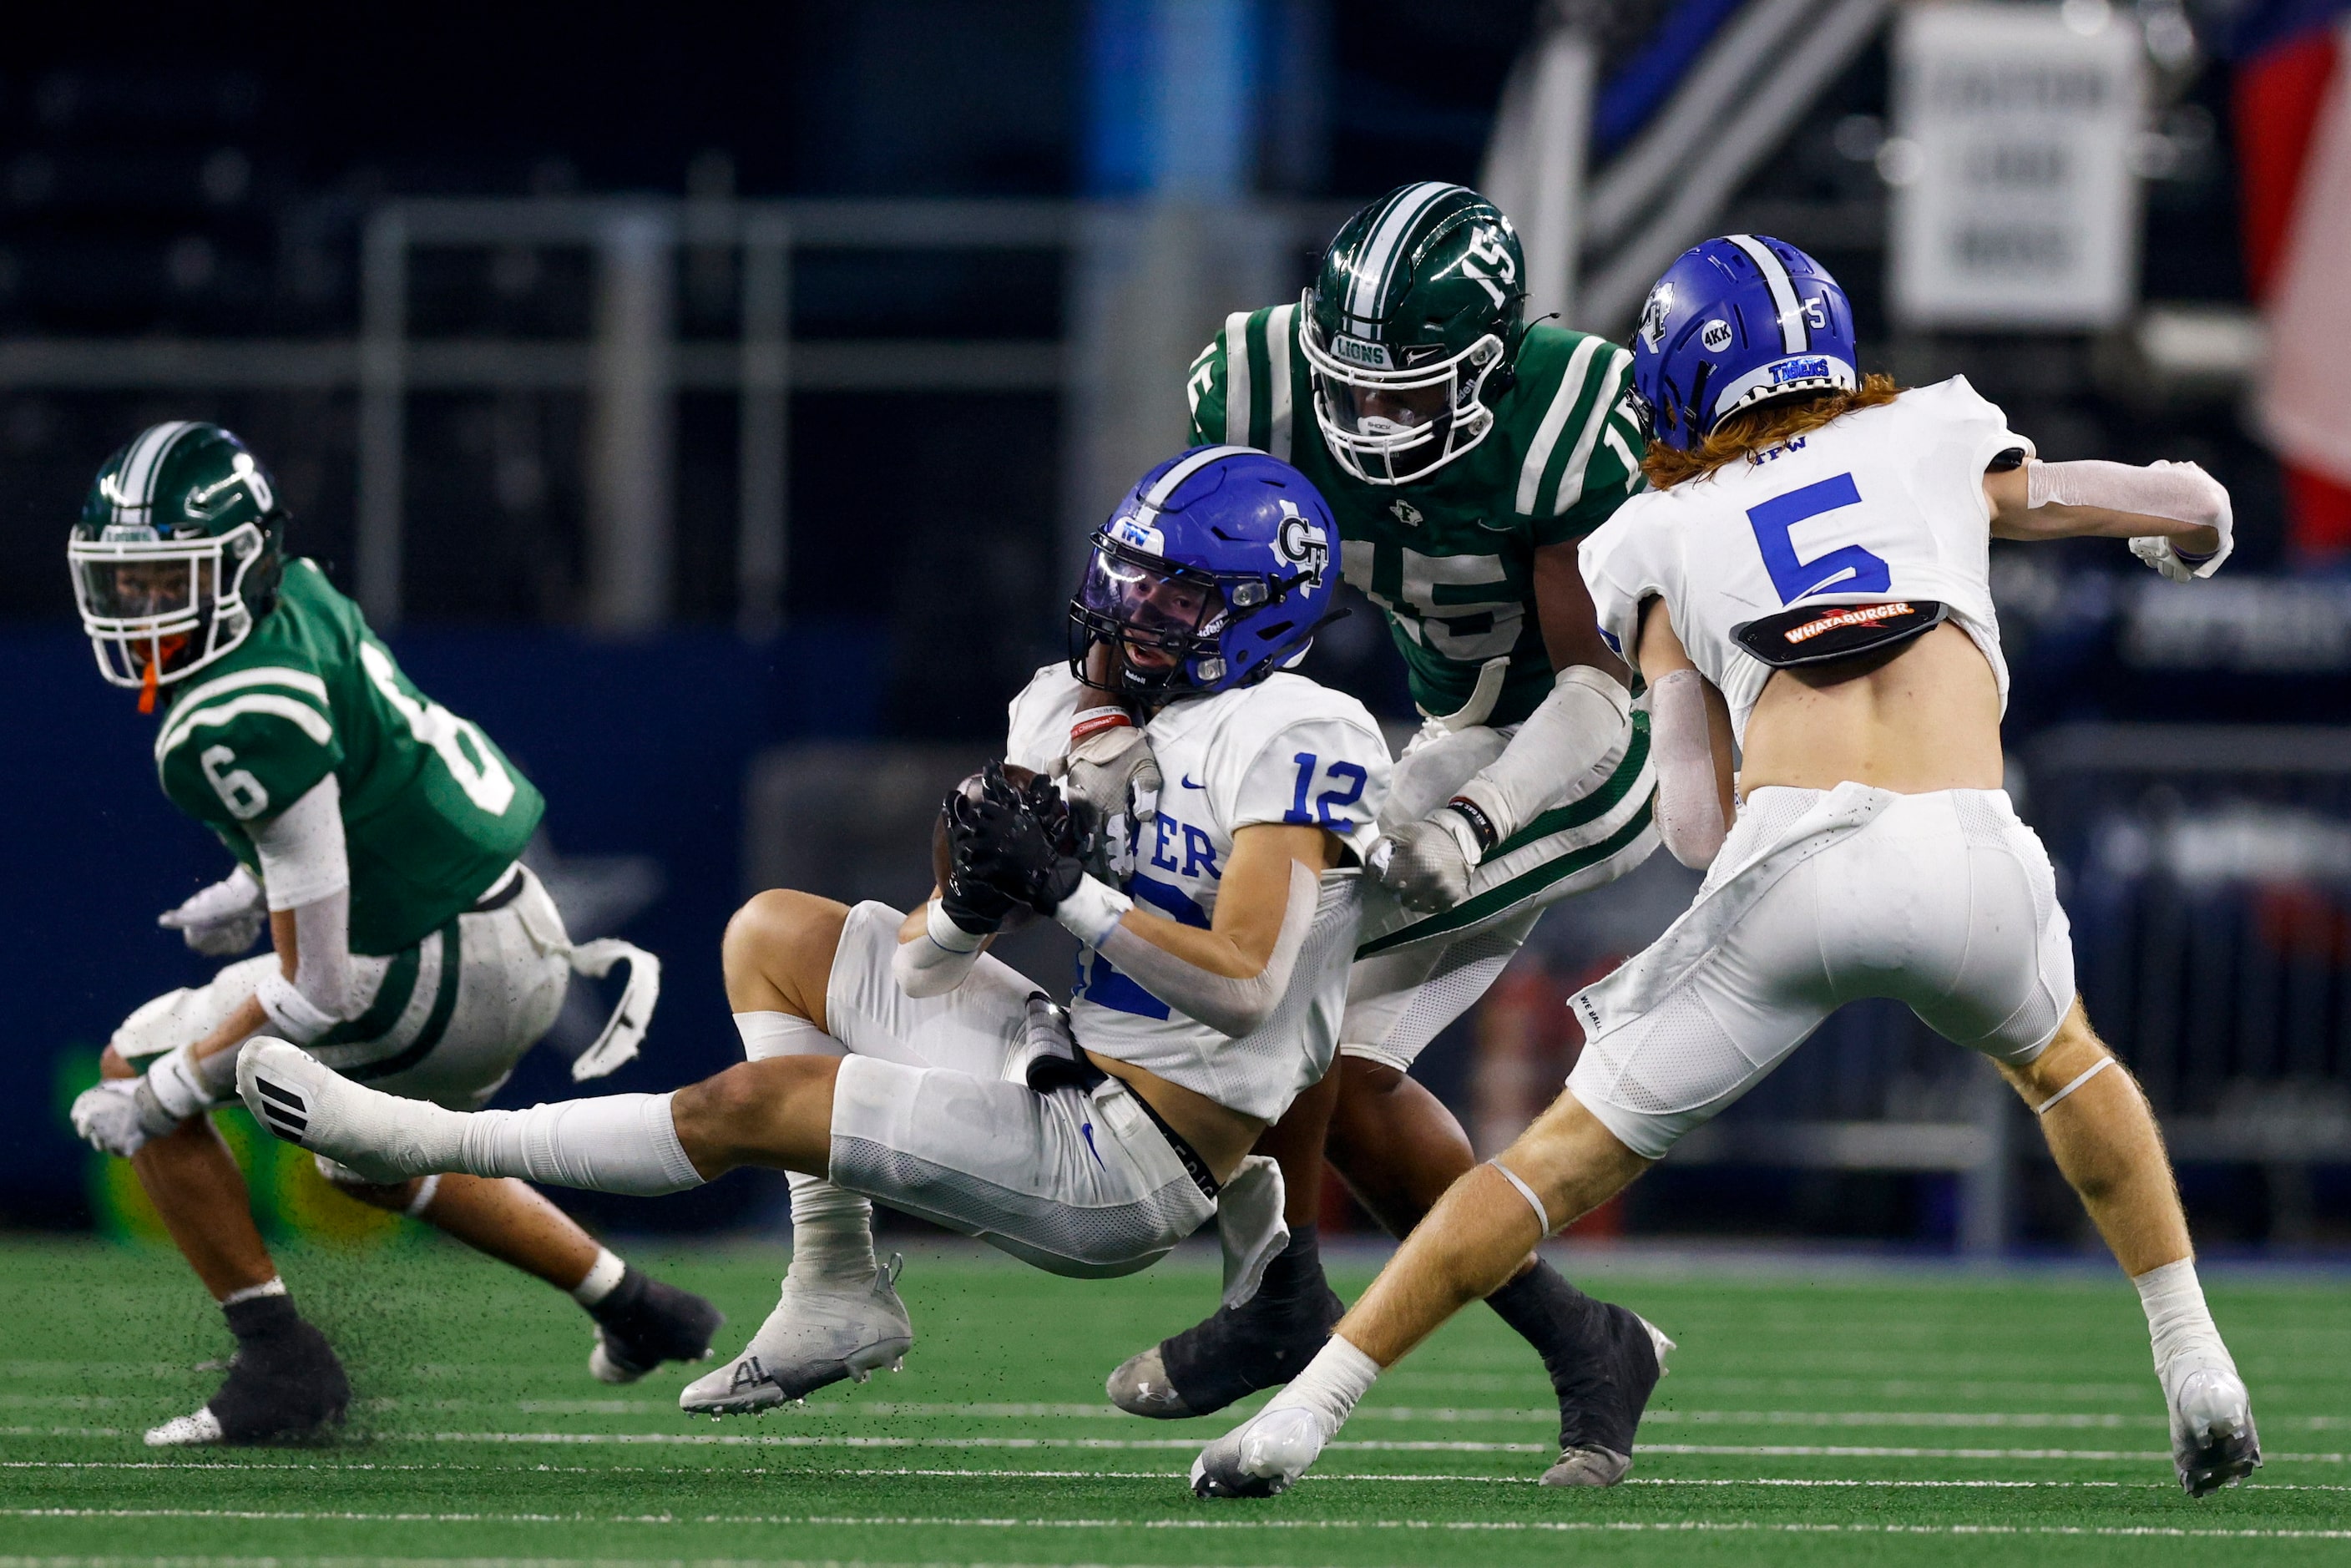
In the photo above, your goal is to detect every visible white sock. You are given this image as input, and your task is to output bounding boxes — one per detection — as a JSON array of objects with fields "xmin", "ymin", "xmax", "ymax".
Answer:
[
  {"xmin": 1260, "ymin": 1333, "xmax": 1380, "ymax": 1434},
  {"xmin": 735, "ymin": 1011, "xmax": 871, "ymax": 1282},
  {"xmin": 735, "ymin": 1010, "xmax": 843, "ymax": 1061},
  {"xmin": 220, "ymin": 1277, "xmax": 288, "ymax": 1308},
  {"xmin": 570, "ymin": 1246, "xmax": 629, "ymax": 1307},
  {"xmin": 2134, "ymin": 1257, "xmax": 2238, "ymax": 1398},
  {"xmin": 457, "ymin": 1094, "xmax": 704, "ymax": 1196},
  {"xmin": 786, "ymin": 1171, "xmax": 877, "ymax": 1285}
]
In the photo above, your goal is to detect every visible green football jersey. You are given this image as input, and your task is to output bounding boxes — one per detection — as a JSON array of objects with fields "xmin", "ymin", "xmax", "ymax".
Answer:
[
  {"xmin": 1189, "ymin": 310, "xmax": 1645, "ymax": 727},
  {"xmin": 153, "ymin": 559, "xmax": 544, "ymax": 955}
]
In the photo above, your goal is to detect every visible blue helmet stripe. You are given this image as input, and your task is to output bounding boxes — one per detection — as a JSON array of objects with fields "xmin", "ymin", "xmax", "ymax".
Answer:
[{"xmin": 1724, "ymin": 234, "xmax": 1806, "ymax": 355}]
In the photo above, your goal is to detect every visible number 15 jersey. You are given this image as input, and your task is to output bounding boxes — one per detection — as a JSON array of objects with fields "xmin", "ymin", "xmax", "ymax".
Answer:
[
  {"xmin": 154, "ymin": 558, "xmax": 544, "ymax": 955},
  {"xmin": 1580, "ymin": 377, "xmax": 2032, "ymax": 742}
]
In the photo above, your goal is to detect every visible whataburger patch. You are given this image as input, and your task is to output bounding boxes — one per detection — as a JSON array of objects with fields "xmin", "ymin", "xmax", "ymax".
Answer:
[{"xmin": 1733, "ymin": 599, "xmax": 1949, "ymax": 669}]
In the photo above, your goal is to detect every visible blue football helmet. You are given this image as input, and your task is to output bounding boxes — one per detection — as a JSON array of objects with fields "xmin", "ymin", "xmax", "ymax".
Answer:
[
  {"xmin": 1629, "ymin": 235, "xmax": 1858, "ymax": 452},
  {"xmin": 1070, "ymin": 445, "xmax": 1338, "ymax": 700}
]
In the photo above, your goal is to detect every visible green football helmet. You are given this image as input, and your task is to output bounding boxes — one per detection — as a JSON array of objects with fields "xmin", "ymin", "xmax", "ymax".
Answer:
[
  {"xmin": 1302, "ymin": 181, "xmax": 1529, "ymax": 486},
  {"xmin": 68, "ymin": 422, "xmax": 286, "ymax": 697}
]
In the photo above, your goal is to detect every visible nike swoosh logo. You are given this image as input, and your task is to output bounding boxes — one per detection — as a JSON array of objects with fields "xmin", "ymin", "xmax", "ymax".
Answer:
[
  {"xmin": 1080, "ymin": 1122, "xmax": 1107, "ymax": 1169},
  {"xmin": 1181, "ymin": 776, "xmax": 1205, "ymax": 789}
]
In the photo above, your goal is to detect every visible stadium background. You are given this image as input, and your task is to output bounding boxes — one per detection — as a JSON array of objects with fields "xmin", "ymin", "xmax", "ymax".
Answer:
[{"xmin": 4, "ymin": 0, "xmax": 2348, "ymax": 1266}]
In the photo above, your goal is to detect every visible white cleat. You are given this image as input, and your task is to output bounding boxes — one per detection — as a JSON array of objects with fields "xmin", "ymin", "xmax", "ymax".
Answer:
[
  {"xmin": 680, "ymin": 1255, "xmax": 913, "ymax": 1415},
  {"xmin": 144, "ymin": 1407, "xmax": 225, "ymax": 1447},
  {"xmin": 2169, "ymin": 1365, "xmax": 2261, "ymax": 1497},
  {"xmin": 1190, "ymin": 1404, "xmax": 1327, "ymax": 1498},
  {"xmin": 237, "ymin": 1039, "xmax": 436, "ymax": 1184}
]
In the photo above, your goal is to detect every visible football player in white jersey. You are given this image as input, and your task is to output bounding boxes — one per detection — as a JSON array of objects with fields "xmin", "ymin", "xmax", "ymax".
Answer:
[
  {"xmin": 230, "ymin": 448, "xmax": 1393, "ymax": 1413},
  {"xmin": 1191, "ymin": 236, "xmax": 2260, "ymax": 1500}
]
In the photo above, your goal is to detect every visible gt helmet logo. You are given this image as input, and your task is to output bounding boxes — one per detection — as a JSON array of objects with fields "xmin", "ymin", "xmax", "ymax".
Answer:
[{"xmin": 1274, "ymin": 503, "xmax": 1330, "ymax": 589}]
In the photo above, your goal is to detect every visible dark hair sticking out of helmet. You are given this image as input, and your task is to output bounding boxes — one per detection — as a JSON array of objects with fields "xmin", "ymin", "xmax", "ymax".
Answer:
[
  {"xmin": 1069, "ymin": 446, "xmax": 1341, "ymax": 710},
  {"xmin": 68, "ymin": 422, "xmax": 289, "ymax": 711},
  {"xmin": 1641, "ymin": 373, "xmax": 1904, "ymax": 491}
]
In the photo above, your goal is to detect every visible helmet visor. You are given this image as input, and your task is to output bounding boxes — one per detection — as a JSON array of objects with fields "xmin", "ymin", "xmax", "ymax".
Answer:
[
  {"xmin": 1076, "ymin": 541, "xmax": 1227, "ymax": 680},
  {"xmin": 69, "ymin": 540, "xmax": 210, "ymax": 630}
]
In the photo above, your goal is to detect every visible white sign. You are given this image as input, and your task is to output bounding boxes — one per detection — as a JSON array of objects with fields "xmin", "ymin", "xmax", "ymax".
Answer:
[{"xmin": 1888, "ymin": 3, "xmax": 2146, "ymax": 330}]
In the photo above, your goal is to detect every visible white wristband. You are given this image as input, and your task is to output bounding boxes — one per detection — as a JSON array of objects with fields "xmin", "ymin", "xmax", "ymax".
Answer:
[
  {"xmin": 925, "ymin": 898, "xmax": 988, "ymax": 953},
  {"xmin": 1053, "ymin": 874, "xmax": 1134, "ymax": 948},
  {"xmin": 145, "ymin": 1044, "xmax": 217, "ymax": 1121},
  {"xmin": 255, "ymin": 971, "xmax": 339, "ymax": 1045}
]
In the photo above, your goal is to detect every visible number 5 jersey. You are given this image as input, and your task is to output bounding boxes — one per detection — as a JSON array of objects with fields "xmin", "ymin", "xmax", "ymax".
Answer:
[
  {"xmin": 152, "ymin": 558, "xmax": 544, "ymax": 955},
  {"xmin": 1580, "ymin": 377, "xmax": 2031, "ymax": 740}
]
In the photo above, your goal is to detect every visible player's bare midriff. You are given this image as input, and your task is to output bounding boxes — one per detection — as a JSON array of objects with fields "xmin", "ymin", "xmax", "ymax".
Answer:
[
  {"xmin": 1082, "ymin": 1053, "xmax": 1267, "ymax": 1180},
  {"xmin": 1737, "ymin": 620, "xmax": 2005, "ymax": 797}
]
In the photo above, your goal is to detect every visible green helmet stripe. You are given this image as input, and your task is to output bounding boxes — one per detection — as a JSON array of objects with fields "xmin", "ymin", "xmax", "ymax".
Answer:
[
  {"xmin": 1545, "ymin": 346, "xmax": 1634, "ymax": 518},
  {"xmin": 1221, "ymin": 310, "xmax": 1255, "ymax": 448},
  {"xmin": 113, "ymin": 420, "xmax": 200, "ymax": 524},
  {"xmin": 1347, "ymin": 180, "xmax": 1456, "ymax": 328},
  {"xmin": 1263, "ymin": 302, "xmax": 1298, "ymax": 463},
  {"xmin": 1515, "ymin": 336, "xmax": 1605, "ymax": 514}
]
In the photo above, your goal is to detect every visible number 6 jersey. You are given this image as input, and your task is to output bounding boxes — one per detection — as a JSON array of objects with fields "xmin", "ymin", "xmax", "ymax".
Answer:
[
  {"xmin": 153, "ymin": 558, "xmax": 544, "ymax": 954},
  {"xmin": 1004, "ymin": 665, "xmax": 1391, "ymax": 1121},
  {"xmin": 1579, "ymin": 377, "xmax": 2032, "ymax": 741}
]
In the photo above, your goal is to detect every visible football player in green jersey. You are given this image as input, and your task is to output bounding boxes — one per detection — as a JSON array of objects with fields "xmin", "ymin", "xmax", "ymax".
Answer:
[
  {"xmin": 1097, "ymin": 185, "xmax": 1669, "ymax": 1485},
  {"xmin": 64, "ymin": 422, "xmax": 720, "ymax": 1446}
]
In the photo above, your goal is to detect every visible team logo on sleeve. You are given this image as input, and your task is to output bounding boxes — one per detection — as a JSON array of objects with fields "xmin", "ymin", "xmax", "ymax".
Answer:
[{"xmin": 1274, "ymin": 502, "xmax": 1330, "ymax": 589}]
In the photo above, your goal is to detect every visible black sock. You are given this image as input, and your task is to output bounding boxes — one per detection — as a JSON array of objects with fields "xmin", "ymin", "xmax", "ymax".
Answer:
[
  {"xmin": 1484, "ymin": 1258, "xmax": 1600, "ymax": 1383},
  {"xmin": 222, "ymin": 1290, "xmax": 302, "ymax": 1343},
  {"xmin": 1253, "ymin": 1224, "xmax": 1324, "ymax": 1309}
]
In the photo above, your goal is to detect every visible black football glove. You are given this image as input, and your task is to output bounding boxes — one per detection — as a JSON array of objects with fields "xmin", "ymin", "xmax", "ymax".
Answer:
[
  {"xmin": 939, "ymin": 787, "xmax": 1021, "ymax": 938},
  {"xmin": 957, "ymin": 761, "xmax": 1087, "ymax": 916}
]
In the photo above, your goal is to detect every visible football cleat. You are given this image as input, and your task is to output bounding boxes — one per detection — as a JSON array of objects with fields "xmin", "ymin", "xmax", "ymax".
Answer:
[
  {"xmin": 148, "ymin": 1308, "xmax": 348, "ymax": 1447},
  {"xmin": 2170, "ymin": 1365, "xmax": 2261, "ymax": 1497},
  {"xmin": 1190, "ymin": 1404, "xmax": 1327, "ymax": 1498},
  {"xmin": 237, "ymin": 1039, "xmax": 425, "ymax": 1184},
  {"xmin": 1106, "ymin": 1275, "xmax": 1344, "ymax": 1419},
  {"xmin": 679, "ymin": 1255, "xmax": 913, "ymax": 1415},
  {"xmin": 1537, "ymin": 1308, "xmax": 1674, "ymax": 1488},
  {"xmin": 587, "ymin": 1267, "xmax": 725, "ymax": 1384}
]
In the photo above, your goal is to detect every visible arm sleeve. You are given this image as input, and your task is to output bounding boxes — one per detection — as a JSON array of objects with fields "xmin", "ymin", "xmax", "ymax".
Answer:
[
  {"xmin": 249, "ymin": 775, "xmax": 357, "ymax": 1032},
  {"xmin": 1649, "ymin": 669, "xmax": 1728, "ymax": 869}
]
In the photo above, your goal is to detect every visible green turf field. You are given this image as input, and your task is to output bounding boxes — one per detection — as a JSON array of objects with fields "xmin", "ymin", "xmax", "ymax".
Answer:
[{"xmin": 1, "ymin": 1234, "xmax": 2344, "ymax": 1566}]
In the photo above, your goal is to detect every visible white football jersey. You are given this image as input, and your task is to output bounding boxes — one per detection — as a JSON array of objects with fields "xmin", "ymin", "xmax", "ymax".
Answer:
[
  {"xmin": 1580, "ymin": 377, "xmax": 2032, "ymax": 742},
  {"xmin": 1004, "ymin": 664, "xmax": 1390, "ymax": 1120}
]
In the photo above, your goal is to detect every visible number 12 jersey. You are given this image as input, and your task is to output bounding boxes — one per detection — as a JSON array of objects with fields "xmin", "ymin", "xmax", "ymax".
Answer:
[{"xmin": 1579, "ymin": 377, "xmax": 2032, "ymax": 741}]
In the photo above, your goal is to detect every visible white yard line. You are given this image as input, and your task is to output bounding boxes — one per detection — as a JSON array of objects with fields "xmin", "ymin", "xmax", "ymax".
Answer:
[
  {"xmin": 4, "ymin": 1458, "xmax": 2347, "ymax": 1491},
  {"xmin": 6, "ymin": 1509, "xmax": 2348, "ymax": 1540}
]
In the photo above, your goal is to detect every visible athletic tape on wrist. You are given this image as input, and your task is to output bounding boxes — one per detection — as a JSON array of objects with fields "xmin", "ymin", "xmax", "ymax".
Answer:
[
  {"xmin": 925, "ymin": 898, "xmax": 988, "ymax": 953},
  {"xmin": 145, "ymin": 1045, "xmax": 215, "ymax": 1121},
  {"xmin": 255, "ymin": 972, "xmax": 338, "ymax": 1044},
  {"xmin": 1053, "ymin": 873, "xmax": 1133, "ymax": 948},
  {"xmin": 1069, "ymin": 706, "xmax": 1135, "ymax": 745},
  {"xmin": 2034, "ymin": 1055, "xmax": 2116, "ymax": 1116},
  {"xmin": 1488, "ymin": 1158, "xmax": 1554, "ymax": 1237}
]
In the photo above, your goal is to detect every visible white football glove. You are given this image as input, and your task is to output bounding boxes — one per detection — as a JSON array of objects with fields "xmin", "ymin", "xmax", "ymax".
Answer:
[
  {"xmin": 70, "ymin": 1078, "xmax": 178, "ymax": 1160},
  {"xmin": 2131, "ymin": 532, "xmax": 2232, "ymax": 583},
  {"xmin": 1368, "ymin": 807, "xmax": 1484, "ymax": 913},
  {"xmin": 159, "ymin": 865, "xmax": 267, "ymax": 957},
  {"xmin": 1064, "ymin": 721, "xmax": 1162, "ymax": 825}
]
